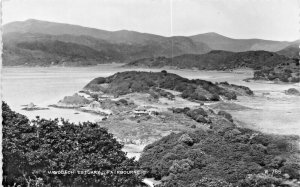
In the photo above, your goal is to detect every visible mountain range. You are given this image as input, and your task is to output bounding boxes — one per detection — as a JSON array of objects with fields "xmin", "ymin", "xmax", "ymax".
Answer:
[{"xmin": 2, "ymin": 19, "xmax": 298, "ymax": 66}]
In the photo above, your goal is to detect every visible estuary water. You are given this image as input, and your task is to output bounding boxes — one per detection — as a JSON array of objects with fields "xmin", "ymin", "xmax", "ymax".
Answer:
[{"xmin": 2, "ymin": 64, "xmax": 300, "ymax": 135}]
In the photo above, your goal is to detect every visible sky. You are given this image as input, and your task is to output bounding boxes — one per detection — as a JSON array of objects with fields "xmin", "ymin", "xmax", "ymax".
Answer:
[{"xmin": 2, "ymin": 0, "xmax": 299, "ymax": 41}]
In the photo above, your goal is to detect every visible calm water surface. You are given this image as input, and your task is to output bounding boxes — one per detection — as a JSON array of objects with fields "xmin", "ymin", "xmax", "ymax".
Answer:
[{"xmin": 2, "ymin": 64, "xmax": 300, "ymax": 135}]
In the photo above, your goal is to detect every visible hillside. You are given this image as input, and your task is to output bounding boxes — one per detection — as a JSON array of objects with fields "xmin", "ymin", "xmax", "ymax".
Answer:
[
  {"xmin": 3, "ymin": 19, "xmax": 163, "ymax": 44},
  {"xmin": 84, "ymin": 71, "xmax": 253, "ymax": 102},
  {"xmin": 126, "ymin": 50, "xmax": 290, "ymax": 70},
  {"xmin": 190, "ymin": 32, "xmax": 291, "ymax": 52},
  {"xmin": 277, "ymin": 43, "xmax": 299, "ymax": 59},
  {"xmin": 3, "ymin": 32, "xmax": 212, "ymax": 66},
  {"xmin": 253, "ymin": 58, "xmax": 300, "ymax": 82},
  {"xmin": 3, "ymin": 20, "xmax": 211, "ymax": 66},
  {"xmin": 3, "ymin": 19, "xmax": 296, "ymax": 66},
  {"xmin": 139, "ymin": 127, "xmax": 300, "ymax": 186},
  {"xmin": 5, "ymin": 19, "xmax": 290, "ymax": 50},
  {"xmin": 3, "ymin": 32, "xmax": 122, "ymax": 66}
]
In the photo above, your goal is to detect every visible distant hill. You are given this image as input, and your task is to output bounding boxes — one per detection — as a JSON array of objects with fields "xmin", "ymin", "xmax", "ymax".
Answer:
[
  {"xmin": 190, "ymin": 32, "xmax": 291, "ymax": 52},
  {"xmin": 277, "ymin": 43, "xmax": 299, "ymax": 58},
  {"xmin": 3, "ymin": 20, "xmax": 293, "ymax": 51},
  {"xmin": 3, "ymin": 32, "xmax": 123, "ymax": 66},
  {"xmin": 3, "ymin": 19, "xmax": 163, "ymax": 44},
  {"xmin": 3, "ymin": 20, "xmax": 211, "ymax": 66},
  {"xmin": 3, "ymin": 32, "xmax": 212, "ymax": 66},
  {"xmin": 3, "ymin": 19, "xmax": 296, "ymax": 66},
  {"xmin": 126, "ymin": 50, "xmax": 289, "ymax": 70}
]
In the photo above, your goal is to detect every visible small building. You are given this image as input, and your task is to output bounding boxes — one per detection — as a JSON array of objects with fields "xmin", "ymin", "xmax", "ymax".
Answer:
[
  {"xmin": 133, "ymin": 106, "xmax": 148, "ymax": 115},
  {"xmin": 88, "ymin": 101, "xmax": 101, "ymax": 109},
  {"xmin": 147, "ymin": 108, "xmax": 160, "ymax": 116}
]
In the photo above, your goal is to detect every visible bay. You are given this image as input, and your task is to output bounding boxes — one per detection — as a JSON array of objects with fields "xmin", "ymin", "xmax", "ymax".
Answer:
[{"xmin": 2, "ymin": 64, "xmax": 300, "ymax": 135}]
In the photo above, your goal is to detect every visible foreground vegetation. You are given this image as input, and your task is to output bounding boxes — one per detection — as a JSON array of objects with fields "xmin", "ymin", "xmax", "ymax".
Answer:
[
  {"xmin": 139, "ymin": 111, "xmax": 300, "ymax": 186},
  {"xmin": 2, "ymin": 102, "xmax": 142, "ymax": 187}
]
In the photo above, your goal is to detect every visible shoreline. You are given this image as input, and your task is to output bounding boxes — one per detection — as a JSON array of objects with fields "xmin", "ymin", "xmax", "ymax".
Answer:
[
  {"xmin": 2, "ymin": 63, "xmax": 126, "ymax": 69},
  {"xmin": 4, "ymin": 66, "xmax": 300, "ymax": 136}
]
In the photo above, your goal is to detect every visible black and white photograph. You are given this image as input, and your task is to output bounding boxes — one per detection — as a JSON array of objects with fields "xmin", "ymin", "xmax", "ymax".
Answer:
[{"xmin": 1, "ymin": 0, "xmax": 300, "ymax": 186}]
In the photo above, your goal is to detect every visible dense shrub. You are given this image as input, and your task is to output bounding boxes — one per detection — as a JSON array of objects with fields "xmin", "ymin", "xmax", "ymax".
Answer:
[
  {"xmin": 218, "ymin": 82, "xmax": 254, "ymax": 96},
  {"xmin": 183, "ymin": 107, "xmax": 191, "ymax": 113},
  {"xmin": 279, "ymin": 76, "xmax": 289, "ymax": 82},
  {"xmin": 195, "ymin": 115, "xmax": 209, "ymax": 123},
  {"xmin": 2, "ymin": 102, "xmax": 141, "ymax": 187},
  {"xmin": 154, "ymin": 88, "xmax": 175, "ymax": 100},
  {"xmin": 191, "ymin": 93, "xmax": 208, "ymax": 101},
  {"xmin": 187, "ymin": 108, "xmax": 207, "ymax": 118},
  {"xmin": 179, "ymin": 134, "xmax": 194, "ymax": 146},
  {"xmin": 116, "ymin": 98, "xmax": 129, "ymax": 105},
  {"xmin": 90, "ymin": 77, "xmax": 106, "ymax": 84},
  {"xmin": 169, "ymin": 159, "xmax": 194, "ymax": 174},
  {"xmin": 210, "ymin": 94, "xmax": 220, "ymax": 101},
  {"xmin": 139, "ymin": 128, "xmax": 300, "ymax": 186},
  {"xmin": 223, "ymin": 92, "xmax": 237, "ymax": 100},
  {"xmin": 173, "ymin": 107, "xmax": 211, "ymax": 124},
  {"xmin": 291, "ymin": 77, "xmax": 300, "ymax": 82},
  {"xmin": 281, "ymin": 163, "xmax": 300, "ymax": 179},
  {"xmin": 173, "ymin": 108, "xmax": 184, "ymax": 113},
  {"xmin": 161, "ymin": 70, "xmax": 168, "ymax": 75},
  {"xmin": 267, "ymin": 156, "xmax": 286, "ymax": 169},
  {"xmin": 175, "ymin": 82, "xmax": 189, "ymax": 92},
  {"xmin": 285, "ymin": 88, "xmax": 300, "ymax": 95},
  {"xmin": 218, "ymin": 110, "xmax": 233, "ymax": 122},
  {"xmin": 253, "ymin": 58, "xmax": 300, "ymax": 83},
  {"xmin": 149, "ymin": 90, "xmax": 160, "ymax": 99}
]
